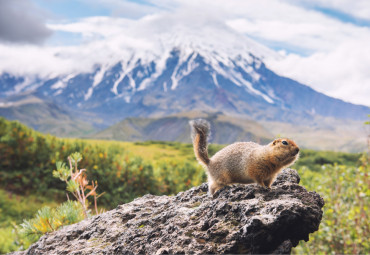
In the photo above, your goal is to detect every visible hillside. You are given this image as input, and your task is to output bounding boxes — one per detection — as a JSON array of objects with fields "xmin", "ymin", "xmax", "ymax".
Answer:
[
  {"xmin": 90, "ymin": 112, "xmax": 273, "ymax": 144},
  {"xmin": 0, "ymin": 92, "xmax": 96, "ymax": 137},
  {"xmin": 90, "ymin": 111, "xmax": 368, "ymax": 152}
]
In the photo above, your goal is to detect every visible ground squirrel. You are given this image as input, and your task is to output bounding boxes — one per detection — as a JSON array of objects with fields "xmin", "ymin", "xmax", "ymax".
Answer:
[{"xmin": 189, "ymin": 119, "xmax": 300, "ymax": 196}]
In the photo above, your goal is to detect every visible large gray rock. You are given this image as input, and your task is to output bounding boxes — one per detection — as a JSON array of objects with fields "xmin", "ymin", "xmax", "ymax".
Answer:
[{"xmin": 13, "ymin": 168, "xmax": 324, "ymax": 254}]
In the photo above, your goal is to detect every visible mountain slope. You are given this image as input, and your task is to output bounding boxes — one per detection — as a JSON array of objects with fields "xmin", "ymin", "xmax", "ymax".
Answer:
[
  {"xmin": 1, "ymin": 46, "xmax": 368, "ymax": 128},
  {"xmin": 90, "ymin": 112, "xmax": 273, "ymax": 144},
  {"xmin": 90, "ymin": 111, "xmax": 367, "ymax": 152},
  {"xmin": 0, "ymin": 92, "xmax": 96, "ymax": 137},
  {"xmin": 0, "ymin": 20, "xmax": 368, "ymax": 146}
]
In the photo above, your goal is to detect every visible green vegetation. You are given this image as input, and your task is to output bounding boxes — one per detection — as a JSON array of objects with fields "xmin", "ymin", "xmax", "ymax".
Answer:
[
  {"xmin": 292, "ymin": 149, "xmax": 362, "ymax": 172},
  {"xmin": 0, "ymin": 117, "xmax": 206, "ymax": 253},
  {"xmin": 0, "ymin": 190, "xmax": 58, "ymax": 253},
  {"xmin": 20, "ymin": 201, "xmax": 84, "ymax": 241},
  {"xmin": 293, "ymin": 155, "xmax": 369, "ymax": 254},
  {"xmin": 53, "ymin": 152, "xmax": 104, "ymax": 217},
  {"xmin": 0, "ymin": 117, "xmax": 369, "ymax": 254},
  {"xmin": 0, "ymin": 117, "xmax": 200, "ymax": 208},
  {"xmin": 293, "ymin": 115, "xmax": 370, "ymax": 254},
  {"xmin": 2, "ymin": 150, "xmax": 106, "ymax": 253}
]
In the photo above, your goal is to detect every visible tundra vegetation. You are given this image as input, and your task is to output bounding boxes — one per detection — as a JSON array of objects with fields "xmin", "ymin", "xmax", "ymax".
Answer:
[{"xmin": 0, "ymin": 117, "xmax": 368, "ymax": 254}]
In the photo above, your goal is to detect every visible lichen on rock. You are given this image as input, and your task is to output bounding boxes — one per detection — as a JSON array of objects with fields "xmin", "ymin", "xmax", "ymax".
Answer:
[{"xmin": 11, "ymin": 168, "xmax": 324, "ymax": 255}]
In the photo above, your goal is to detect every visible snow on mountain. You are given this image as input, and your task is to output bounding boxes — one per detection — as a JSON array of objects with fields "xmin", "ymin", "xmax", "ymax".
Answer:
[
  {"xmin": 0, "ymin": 14, "xmax": 279, "ymax": 84},
  {"xmin": 1, "ymin": 19, "xmax": 278, "ymax": 104},
  {"xmin": 0, "ymin": 15, "xmax": 369, "ymax": 128}
]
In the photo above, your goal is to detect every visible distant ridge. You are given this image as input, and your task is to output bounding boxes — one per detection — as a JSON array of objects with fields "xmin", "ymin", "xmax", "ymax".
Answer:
[
  {"xmin": 89, "ymin": 112, "xmax": 273, "ymax": 145},
  {"xmin": 0, "ymin": 92, "xmax": 95, "ymax": 137},
  {"xmin": 88, "ymin": 111, "xmax": 367, "ymax": 152}
]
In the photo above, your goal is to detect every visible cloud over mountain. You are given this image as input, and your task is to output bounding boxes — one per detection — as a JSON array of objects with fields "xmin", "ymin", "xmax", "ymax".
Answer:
[
  {"xmin": 0, "ymin": 0, "xmax": 369, "ymax": 106},
  {"xmin": 0, "ymin": 0, "xmax": 52, "ymax": 44}
]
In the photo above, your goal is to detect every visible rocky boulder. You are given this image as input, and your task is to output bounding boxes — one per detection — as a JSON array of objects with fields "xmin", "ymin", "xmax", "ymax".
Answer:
[{"xmin": 12, "ymin": 168, "xmax": 324, "ymax": 254}]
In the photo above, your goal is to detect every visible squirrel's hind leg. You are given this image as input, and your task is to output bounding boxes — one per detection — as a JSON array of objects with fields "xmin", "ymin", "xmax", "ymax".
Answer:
[
  {"xmin": 263, "ymin": 175, "xmax": 276, "ymax": 188},
  {"xmin": 208, "ymin": 179, "xmax": 225, "ymax": 197},
  {"xmin": 255, "ymin": 178, "xmax": 269, "ymax": 189}
]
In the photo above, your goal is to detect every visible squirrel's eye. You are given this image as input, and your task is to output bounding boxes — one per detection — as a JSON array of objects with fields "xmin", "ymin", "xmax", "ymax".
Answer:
[{"xmin": 282, "ymin": 141, "xmax": 288, "ymax": 145}]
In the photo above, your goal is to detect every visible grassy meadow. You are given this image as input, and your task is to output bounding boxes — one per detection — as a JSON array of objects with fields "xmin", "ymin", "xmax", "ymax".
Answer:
[{"xmin": 0, "ymin": 117, "xmax": 369, "ymax": 254}]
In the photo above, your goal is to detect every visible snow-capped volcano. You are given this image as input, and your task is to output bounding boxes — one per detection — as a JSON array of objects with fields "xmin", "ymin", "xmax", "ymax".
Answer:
[{"xmin": 0, "ymin": 15, "xmax": 369, "ymax": 130}]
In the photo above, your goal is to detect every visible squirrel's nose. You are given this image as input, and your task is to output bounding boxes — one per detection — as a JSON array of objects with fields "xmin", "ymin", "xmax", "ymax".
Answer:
[{"xmin": 295, "ymin": 148, "xmax": 300, "ymax": 154}]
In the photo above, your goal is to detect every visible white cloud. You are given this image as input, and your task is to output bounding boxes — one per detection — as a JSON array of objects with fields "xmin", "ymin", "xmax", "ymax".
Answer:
[
  {"xmin": 47, "ymin": 16, "xmax": 134, "ymax": 38},
  {"xmin": 266, "ymin": 37, "xmax": 370, "ymax": 106},
  {"xmin": 0, "ymin": 0, "xmax": 52, "ymax": 44},
  {"xmin": 0, "ymin": 0, "xmax": 369, "ymax": 106},
  {"xmin": 224, "ymin": 1, "xmax": 370, "ymax": 52},
  {"xmin": 0, "ymin": 11, "xmax": 275, "ymax": 78}
]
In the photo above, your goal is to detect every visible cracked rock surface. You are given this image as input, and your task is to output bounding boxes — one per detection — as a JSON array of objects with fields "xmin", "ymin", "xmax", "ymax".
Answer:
[{"xmin": 11, "ymin": 168, "xmax": 324, "ymax": 254}]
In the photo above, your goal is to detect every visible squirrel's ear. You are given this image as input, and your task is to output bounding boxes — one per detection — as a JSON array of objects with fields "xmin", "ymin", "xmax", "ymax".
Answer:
[{"xmin": 272, "ymin": 140, "xmax": 278, "ymax": 145}]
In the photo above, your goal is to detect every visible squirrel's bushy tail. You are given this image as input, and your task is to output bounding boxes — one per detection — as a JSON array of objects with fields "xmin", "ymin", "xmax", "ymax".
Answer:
[{"xmin": 189, "ymin": 119, "xmax": 210, "ymax": 166}]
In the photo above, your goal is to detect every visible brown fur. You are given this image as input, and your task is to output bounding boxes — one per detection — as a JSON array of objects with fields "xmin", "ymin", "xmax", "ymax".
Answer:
[
  {"xmin": 190, "ymin": 119, "xmax": 300, "ymax": 196},
  {"xmin": 189, "ymin": 119, "xmax": 210, "ymax": 166}
]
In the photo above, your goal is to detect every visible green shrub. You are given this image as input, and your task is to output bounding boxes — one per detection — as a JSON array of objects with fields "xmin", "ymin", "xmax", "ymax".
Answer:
[
  {"xmin": 294, "ymin": 154, "xmax": 369, "ymax": 254},
  {"xmin": 20, "ymin": 201, "xmax": 84, "ymax": 240},
  {"xmin": 0, "ymin": 226, "xmax": 20, "ymax": 254},
  {"xmin": 0, "ymin": 190, "xmax": 58, "ymax": 253},
  {"xmin": 293, "ymin": 149, "xmax": 362, "ymax": 172},
  {"xmin": 0, "ymin": 118, "xmax": 160, "ymax": 208},
  {"xmin": 155, "ymin": 160, "xmax": 206, "ymax": 194},
  {"xmin": 97, "ymin": 155, "xmax": 160, "ymax": 205}
]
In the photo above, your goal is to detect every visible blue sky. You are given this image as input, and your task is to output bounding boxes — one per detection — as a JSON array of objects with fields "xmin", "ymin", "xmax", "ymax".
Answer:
[
  {"xmin": 316, "ymin": 7, "xmax": 370, "ymax": 27},
  {"xmin": 32, "ymin": 0, "xmax": 111, "ymax": 19},
  {"xmin": 0, "ymin": 0, "xmax": 369, "ymax": 106},
  {"xmin": 29, "ymin": 0, "xmax": 370, "ymax": 56},
  {"xmin": 32, "ymin": 0, "xmax": 370, "ymax": 28}
]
